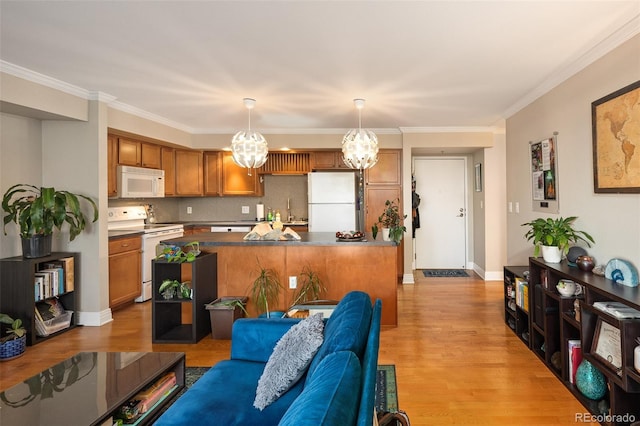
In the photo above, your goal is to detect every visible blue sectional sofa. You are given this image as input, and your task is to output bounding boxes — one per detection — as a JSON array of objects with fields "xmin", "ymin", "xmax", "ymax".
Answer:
[{"xmin": 156, "ymin": 291, "xmax": 382, "ymax": 426}]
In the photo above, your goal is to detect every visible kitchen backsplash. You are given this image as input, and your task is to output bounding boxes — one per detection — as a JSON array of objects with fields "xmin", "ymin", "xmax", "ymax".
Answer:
[{"xmin": 108, "ymin": 175, "xmax": 308, "ymax": 223}]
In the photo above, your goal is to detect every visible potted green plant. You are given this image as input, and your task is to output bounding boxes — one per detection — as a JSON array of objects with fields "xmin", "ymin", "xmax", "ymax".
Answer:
[
  {"xmin": 373, "ymin": 199, "xmax": 407, "ymax": 244},
  {"xmin": 0, "ymin": 313, "xmax": 27, "ymax": 361},
  {"xmin": 156, "ymin": 242, "xmax": 200, "ymax": 262},
  {"xmin": 522, "ymin": 216, "xmax": 594, "ymax": 263},
  {"xmin": 2, "ymin": 184, "xmax": 98, "ymax": 258},
  {"xmin": 158, "ymin": 279, "xmax": 192, "ymax": 299},
  {"xmin": 290, "ymin": 265, "xmax": 326, "ymax": 307},
  {"xmin": 248, "ymin": 259, "xmax": 283, "ymax": 318},
  {"xmin": 205, "ymin": 296, "xmax": 249, "ymax": 339}
]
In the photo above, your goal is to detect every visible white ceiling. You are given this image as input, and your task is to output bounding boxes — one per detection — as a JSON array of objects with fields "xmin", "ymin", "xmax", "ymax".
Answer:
[{"xmin": 1, "ymin": 1, "xmax": 639, "ymax": 134}]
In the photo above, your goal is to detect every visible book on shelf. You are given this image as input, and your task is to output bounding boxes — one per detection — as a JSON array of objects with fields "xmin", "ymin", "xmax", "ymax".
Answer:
[
  {"xmin": 40, "ymin": 256, "xmax": 74, "ymax": 293},
  {"xmin": 593, "ymin": 301, "xmax": 640, "ymax": 319},
  {"xmin": 567, "ymin": 340, "xmax": 582, "ymax": 384},
  {"xmin": 515, "ymin": 278, "xmax": 529, "ymax": 312},
  {"xmin": 133, "ymin": 371, "xmax": 177, "ymax": 414},
  {"xmin": 35, "ymin": 297, "xmax": 66, "ymax": 322}
]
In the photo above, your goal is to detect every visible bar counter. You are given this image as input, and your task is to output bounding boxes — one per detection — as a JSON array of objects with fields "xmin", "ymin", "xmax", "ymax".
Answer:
[{"xmin": 163, "ymin": 232, "xmax": 398, "ymax": 325}]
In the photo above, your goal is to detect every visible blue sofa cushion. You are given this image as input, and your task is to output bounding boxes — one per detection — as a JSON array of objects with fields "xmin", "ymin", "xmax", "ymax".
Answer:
[
  {"xmin": 306, "ymin": 291, "xmax": 372, "ymax": 380},
  {"xmin": 254, "ymin": 313, "xmax": 324, "ymax": 410},
  {"xmin": 357, "ymin": 299, "xmax": 382, "ymax": 426},
  {"xmin": 278, "ymin": 351, "xmax": 362, "ymax": 426},
  {"xmin": 155, "ymin": 359, "xmax": 304, "ymax": 426}
]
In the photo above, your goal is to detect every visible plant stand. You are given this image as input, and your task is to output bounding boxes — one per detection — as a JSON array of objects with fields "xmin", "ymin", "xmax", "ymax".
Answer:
[{"xmin": 152, "ymin": 252, "xmax": 217, "ymax": 343}]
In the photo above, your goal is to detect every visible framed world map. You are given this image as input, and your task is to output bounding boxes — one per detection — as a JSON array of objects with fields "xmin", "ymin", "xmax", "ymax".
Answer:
[{"xmin": 592, "ymin": 80, "xmax": 640, "ymax": 193}]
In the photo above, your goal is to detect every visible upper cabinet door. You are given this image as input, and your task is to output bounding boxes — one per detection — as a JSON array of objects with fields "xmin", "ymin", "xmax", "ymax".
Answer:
[
  {"xmin": 108, "ymin": 135, "xmax": 118, "ymax": 197},
  {"xmin": 175, "ymin": 149, "xmax": 204, "ymax": 196},
  {"xmin": 204, "ymin": 151, "xmax": 221, "ymax": 196},
  {"xmin": 221, "ymin": 152, "xmax": 264, "ymax": 196},
  {"xmin": 161, "ymin": 147, "xmax": 176, "ymax": 196},
  {"xmin": 141, "ymin": 143, "xmax": 162, "ymax": 169},
  {"xmin": 366, "ymin": 150, "xmax": 401, "ymax": 185},
  {"xmin": 118, "ymin": 138, "xmax": 141, "ymax": 166}
]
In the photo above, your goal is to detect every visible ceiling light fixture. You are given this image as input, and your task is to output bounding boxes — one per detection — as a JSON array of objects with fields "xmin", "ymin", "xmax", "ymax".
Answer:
[
  {"xmin": 342, "ymin": 98, "xmax": 379, "ymax": 170},
  {"xmin": 231, "ymin": 98, "xmax": 268, "ymax": 175}
]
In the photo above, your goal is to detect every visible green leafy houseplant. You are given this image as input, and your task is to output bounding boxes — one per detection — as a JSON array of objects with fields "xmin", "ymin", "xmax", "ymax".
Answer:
[
  {"xmin": 156, "ymin": 242, "xmax": 200, "ymax": 262},
  {"xmin": 158, "ymin": 279, "xmax": 192, "ymax": 299},
  {"xmin": 0, "ymin": 313, "xmax": 26, "ymax": 343},
  {"xmin": 248, "ymin": 259, "xmax": 283, "ymax": 318},
  {"xmin": 522, "ymin": 216, "xmax": 594, "ymax": 257},
  {"xmin": 290, "ymin": 265, "xmax": 326, "ymax": 307},
  {"xmin": 373, "ymin": 198, "xmax": 407, "ymax": 244},
  {"xmin": 2, "ymin": 184, "xmax": 98, "ymax": 257}
]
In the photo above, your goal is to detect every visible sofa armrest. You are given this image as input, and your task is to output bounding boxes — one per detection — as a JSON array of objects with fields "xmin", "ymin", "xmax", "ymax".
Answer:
[{"xmin": 230, "ymin": 317, "xmax": 301, "ymax": 362}]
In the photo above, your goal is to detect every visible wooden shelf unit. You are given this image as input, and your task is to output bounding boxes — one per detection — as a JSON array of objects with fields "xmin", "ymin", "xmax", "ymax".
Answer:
[
  {"xmin": 0, "ymin": 252, "xmax": 78, "ymax": 346},
  {"xmin": 503, "ymin": 266, "xmax": 530, "ymax": 346},
  {"xmin": 516, "ymin": 258, "xmax": 640, "ymax": 426},
  {"xmin": 152, "ymin": 252, "xmax": 217, "ymax": 343}
]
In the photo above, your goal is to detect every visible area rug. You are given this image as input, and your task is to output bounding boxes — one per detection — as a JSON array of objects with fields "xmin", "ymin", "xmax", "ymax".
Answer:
[
  {"xmin": 173, "ymin": 365, "xmax": 398, "ymax": 412},
  {"xmin": 422, "ymin": 269, "xmax": 469, "ymax": 277}
]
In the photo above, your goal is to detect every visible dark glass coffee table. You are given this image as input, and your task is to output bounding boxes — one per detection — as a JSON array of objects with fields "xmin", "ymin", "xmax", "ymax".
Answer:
[{"xmin": 0, "ymin": 351, "xmax": 185, "ymax": 426}]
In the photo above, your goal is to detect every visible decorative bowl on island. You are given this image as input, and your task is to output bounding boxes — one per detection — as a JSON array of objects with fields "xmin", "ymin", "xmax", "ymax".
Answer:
[{"xmin": 557, "ymin": 279, "xmax": 576, "ymax": 297}]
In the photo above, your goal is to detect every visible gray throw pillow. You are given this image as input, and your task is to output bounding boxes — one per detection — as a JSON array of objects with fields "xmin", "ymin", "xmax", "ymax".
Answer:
[{"xmin": 253, "ymin": 313, "xmax": 325, "ymax": 410}]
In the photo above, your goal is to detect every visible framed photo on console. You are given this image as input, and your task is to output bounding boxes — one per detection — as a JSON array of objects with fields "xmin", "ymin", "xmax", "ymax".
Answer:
[{"xmin": 591, "ymin": 317, "xmax": 622, "ymax": 374}]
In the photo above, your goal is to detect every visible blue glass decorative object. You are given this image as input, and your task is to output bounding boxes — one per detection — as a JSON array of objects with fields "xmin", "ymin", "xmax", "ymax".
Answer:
[{"xmin": 576, "ymin": 359, "xmax": 607, "ymax": 400}]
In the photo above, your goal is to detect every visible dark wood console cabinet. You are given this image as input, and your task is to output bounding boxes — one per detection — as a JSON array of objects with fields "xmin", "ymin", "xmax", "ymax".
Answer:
[{"xmin": 505, "ymin": 259, "xmax": 640, "ymax": 425}]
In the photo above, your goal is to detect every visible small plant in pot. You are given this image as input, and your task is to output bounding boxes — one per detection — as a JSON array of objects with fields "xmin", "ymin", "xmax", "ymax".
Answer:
[
  {"xmin": 0, "ymin": 313, "xmax": 27, "ymax": 361},
  {"xmin": 158, "ymin": 279, "xmax": 192, "ymax": 300},
  {"xmin": 290, "ymin": 265, "xmax": 326, "ymax": 307},
  {"xmin": 248, "ymin": 259, "xmax": 283, "ymax": 318},
  {"xmin": 373, "ymin": 198, "xmax": 407, "ymax": 244},
  {"xmin": 522, "ymin": 216, "xmax": 594, "ymax": 263},
  {"xmin": 2, "ymin": 184, "xmax": 98, "ymax": 258}
]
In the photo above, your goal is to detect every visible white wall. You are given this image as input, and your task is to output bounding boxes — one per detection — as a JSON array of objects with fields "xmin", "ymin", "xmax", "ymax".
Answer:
[{"xmin": 506, "ymin": 34, "xmax": 640, "ymax": 267}]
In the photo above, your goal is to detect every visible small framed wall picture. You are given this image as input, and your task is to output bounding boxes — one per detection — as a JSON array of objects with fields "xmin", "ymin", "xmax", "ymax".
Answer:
[
  {"xmin": 591, "ymin": 317, "xmax": 623, "ymax": 374},
  {"xmin": 474, "ymin": 163, "xmax": 482, "ymax": 192}
]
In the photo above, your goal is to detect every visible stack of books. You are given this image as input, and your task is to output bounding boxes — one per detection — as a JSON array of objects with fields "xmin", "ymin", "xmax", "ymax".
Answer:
[
  {"xmin": 115, "ymin": 372, "xmax": 177, "ymax": 425},
  {"xmin": 34, "ymin": 298, "xmax": 72, "ymax": 336},
  {"xmin": 34, "ymin": 256, "xmax": 74, "ymax": 301}
]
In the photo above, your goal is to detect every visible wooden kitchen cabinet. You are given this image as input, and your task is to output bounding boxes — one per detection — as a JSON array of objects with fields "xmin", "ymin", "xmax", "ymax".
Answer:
[
  {"xmin": 117, "ymin": 138, "xmax": 161, "ymax": 169},
  {"xmin": 161, "ymin": 147, "xmax": 176, "ymax": 196},
  {"xmin": 204, "ymin": 151, "xmax": 221, "ymax": 196},
  {"xmin": 221, "ymin": 152, "xmax": 264, "ymax": 196},
  {"xmin": 109, "ymin": 235, "xmax": 142, "ymax": 310},
  {"xmin": 366, "ymin": 149, "xmax": 401, "ymax": 185},
  {"xmin": 175, "ymin": 149, "xmax": 204, "ymax": 196},
  {"xmin": 311, "ymin": 151, "xmax": 350, "ymax": 170},
  {"xmin": 141, "ymin": 143, "xmax": 162, "ymax": 169},
  {"xmin": 108, "ymin": 135, "xmax": 118, "ymax": 197},
  {"xmin": 118, "ymin": 138, "xmax": 141, "ymax": 166}
]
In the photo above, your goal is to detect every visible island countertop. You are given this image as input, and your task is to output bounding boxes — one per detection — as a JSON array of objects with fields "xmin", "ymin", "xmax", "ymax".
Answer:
[
  {"xmin": 162, "ymin": 231, "xmax": 394, "ymax": 247},
  {"xmin": 160, "ymin": 231, "xmax": 398, "ymax": 326}
]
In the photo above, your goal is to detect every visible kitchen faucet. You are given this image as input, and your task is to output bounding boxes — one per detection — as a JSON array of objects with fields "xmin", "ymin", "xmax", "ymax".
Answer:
[{"xmin": 287, "ymin": 198, "xmax": 294, "ymax": 222}]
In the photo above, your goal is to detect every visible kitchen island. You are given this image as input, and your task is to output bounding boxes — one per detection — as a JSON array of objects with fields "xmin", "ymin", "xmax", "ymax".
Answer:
[{"xmin": 163, "ymin": 232, "xmax": 398, "ymax": 325}]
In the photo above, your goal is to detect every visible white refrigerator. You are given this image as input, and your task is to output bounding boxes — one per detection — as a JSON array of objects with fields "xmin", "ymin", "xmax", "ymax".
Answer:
[{"xmin": 308, "ymin": 172, "xmax": 357, "ymax": 232}]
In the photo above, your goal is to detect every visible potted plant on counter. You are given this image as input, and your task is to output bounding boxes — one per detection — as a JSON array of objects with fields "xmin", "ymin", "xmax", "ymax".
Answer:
[
  {"xmin": 2, "ymin": 184, "xmax": 98, "ymax": 258},
  {"xmin": 522, "ymin": 216, "xmax": 594, "ymax": 263},
  {"xmin": 0, "ymin": 313, "xmax": 27, "ymax": 361},
  {"xmin": 373, "ymin": 199, "xmax": 407, "ymax": 244},
  {"xmin": 249, "ymin": 259, "xmax": 283, "ymax": 318}
]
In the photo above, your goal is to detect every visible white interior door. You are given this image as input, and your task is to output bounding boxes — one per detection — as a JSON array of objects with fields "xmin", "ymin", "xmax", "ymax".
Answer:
[{"xmin": 414, "ymin": 157, "xmax": 467, "ymax": 269}]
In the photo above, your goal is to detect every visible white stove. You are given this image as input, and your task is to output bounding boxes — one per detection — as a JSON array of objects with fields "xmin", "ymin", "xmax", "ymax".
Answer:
[{"xmin": 107, "ymin": 206, "xmax": 184, "ymax": 302}]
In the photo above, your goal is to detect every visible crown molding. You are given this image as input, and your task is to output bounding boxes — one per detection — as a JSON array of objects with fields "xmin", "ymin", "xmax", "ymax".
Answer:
[
  {"xmin": 108, "ymin": 100, "xmax": 194, "ymax": 133},
  {"xmin": 399, "ymin": 126, "xmax": 501, "ymax": 134},
  {"xmin": 192, "ymin": 127, "xmax": 403, "ymax": 135},
  {"xmin": 503, "ymin": 12, "xmax": 640, "ymax": 119},
  {"xmin": 1, "ymin": 60, "xmax": 89, "ymax": 99}
]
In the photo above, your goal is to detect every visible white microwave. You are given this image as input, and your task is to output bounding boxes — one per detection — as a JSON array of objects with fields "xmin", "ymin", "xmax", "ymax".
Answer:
[{"xmin": 117, "ymin": 165, "xmax": 165, "ymax": 198}]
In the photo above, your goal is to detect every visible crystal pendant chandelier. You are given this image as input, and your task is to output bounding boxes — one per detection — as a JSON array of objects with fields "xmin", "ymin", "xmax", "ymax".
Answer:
[
  {"xmin": 342, "ymin": 98, "xmax": 379, "ymax": 170},
  {"xmin": 231, "ymin": 98, "xmax": 268, "ymax": 175}
]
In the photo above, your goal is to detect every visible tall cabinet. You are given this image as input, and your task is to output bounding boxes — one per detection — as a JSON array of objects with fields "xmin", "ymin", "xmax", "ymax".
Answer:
[
  {"xmin": 508, "ymin": 258, "xmax": 640, "ymax": 425},
  {"xmin": 0, "ymin": 252, "xmax": 78, "ymax": 346}
]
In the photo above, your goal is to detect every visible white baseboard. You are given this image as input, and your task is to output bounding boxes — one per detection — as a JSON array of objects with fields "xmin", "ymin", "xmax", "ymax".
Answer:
[
  {"xmin": 77, "ymin": 308, "xmax": 113, "ymax": 326},
  {"xmin": 402, "ymin": 273, "xmax": 415, "ymax": 284}
]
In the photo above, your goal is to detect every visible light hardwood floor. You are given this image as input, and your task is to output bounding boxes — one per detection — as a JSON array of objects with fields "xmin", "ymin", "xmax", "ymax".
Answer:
[{"xmin": 0, "ymin": 271, "xmax": 587, "ymax": 425}]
